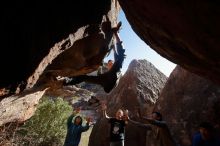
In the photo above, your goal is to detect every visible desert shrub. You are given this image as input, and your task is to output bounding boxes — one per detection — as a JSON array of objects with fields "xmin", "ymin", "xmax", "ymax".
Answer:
[{"xmin": 16, "ymin": 97, "xmax": 72, "ymax": 146}]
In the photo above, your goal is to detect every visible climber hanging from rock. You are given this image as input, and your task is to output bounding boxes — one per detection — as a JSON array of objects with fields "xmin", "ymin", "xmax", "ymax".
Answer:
[{"xmin": 63, "ymin": 21, "xmax": 126, "ymax": 93}]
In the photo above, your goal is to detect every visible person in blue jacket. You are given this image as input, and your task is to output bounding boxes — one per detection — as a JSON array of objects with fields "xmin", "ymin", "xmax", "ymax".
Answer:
[
  {"xmin": 192, "ymin": 122, "xmax": 220, "ymax": 146},
  {"xmin": 64, "ymin": 108, "xmax": 91, "ymax": 146}
]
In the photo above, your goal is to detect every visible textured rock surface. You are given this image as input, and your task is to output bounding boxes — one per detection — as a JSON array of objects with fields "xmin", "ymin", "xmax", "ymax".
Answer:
[
  {"xmin": 155, "ymin": 66, "xmax": 220, "ymax": 146},
  {"xmin": 2, "ymin": 0, "xmax": 220, "ymax": 97},
  {"xmin": 119, "ymin": 0, "xmax": 220, "ymax": 84},
  {"xmin": 89, "ymin": 59, "xmax": 167, "ymax": 146},
  {"xmin": 0, "ymin": 0, "xmax": 120, "ymax": 94},
  {"xmin": 0, "ymin": 0, "xmax": 120, "ymax": 125},
  {"xmin": 0, "ymin": 89, "xmax": 47, "ymax": 126},
  {"xmin": 2, "ymin": 1, "xmax": 220, "ymax": 139}
]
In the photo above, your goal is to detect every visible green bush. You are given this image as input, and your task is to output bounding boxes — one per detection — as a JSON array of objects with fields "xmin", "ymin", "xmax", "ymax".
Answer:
[{"xmin": 17, "ymin": 97, "xmax": 72, "ymax": 146}]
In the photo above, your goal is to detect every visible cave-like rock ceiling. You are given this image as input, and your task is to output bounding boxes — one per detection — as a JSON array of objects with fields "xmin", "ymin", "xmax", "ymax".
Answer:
[{"xmin": 1, "ymin": 0, "xmax": 220, "ymax": 97}]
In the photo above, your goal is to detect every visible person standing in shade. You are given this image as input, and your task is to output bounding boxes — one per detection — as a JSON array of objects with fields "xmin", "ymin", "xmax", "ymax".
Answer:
[
  {"xmin": 128, "ymin": 110, "xmax": 177, "ymax": 146},
  {"xmin": 101, "ymin": 103, "xmax": 128, "ymax": 146},
  {"xmin": 192, "ymin": 122, "xmax": 220, "ymax": 146}
]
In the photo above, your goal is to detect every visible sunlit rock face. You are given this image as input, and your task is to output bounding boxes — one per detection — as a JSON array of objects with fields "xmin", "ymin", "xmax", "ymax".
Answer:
[
  {"xmin": 155, "ymin": 66, "xmax": 220, "ymax": 146},
  {"xmin": 118, "ymin": 0, "xmax": 220, "ymax": 84},
  {"xmin": 0, "ymin": 0, "xmax": 120, "ymax": 94},
  {"xmin": 89, "ymin": 59, "xmax": 167, "ymax": 146},
  {"xmin": 0, "ymin": 89, "xmax": 47, "ymax": 126}
]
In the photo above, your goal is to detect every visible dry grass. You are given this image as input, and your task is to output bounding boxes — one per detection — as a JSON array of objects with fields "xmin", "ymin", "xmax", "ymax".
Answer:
[{"xmin": 79, "ymin": 127, "xmax": 93, "ymax": 146}]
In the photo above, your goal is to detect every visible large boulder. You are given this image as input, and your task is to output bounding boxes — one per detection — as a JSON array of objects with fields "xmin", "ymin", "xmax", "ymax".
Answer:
[
  {"xmin": 2, "ymin": 0, "xmax": 220, "ymax": 99},
  {"xmin": 0, "ymin": 0, "xmax": 120, "ymax": 124},
  {"xmin": 155, "ymin": 66, "xmax": 220, "ymax": 146},
  {"xmin": 119, "ymin": 0, "xmax": 220, "ymax": 85},
  {"xmin": 0, "ymin": 89, "xmax": 47, "ymax": 126},
  {"xmin": 89, "ymin": 59, "xmax": 167, "ymax": 146},
  {"xmin": 0, "ymin": 0, "xmax": 120, "ymax": 95}
]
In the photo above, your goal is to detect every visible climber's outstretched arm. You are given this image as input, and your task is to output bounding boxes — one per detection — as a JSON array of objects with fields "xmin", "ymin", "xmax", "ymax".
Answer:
[
  {"xmin": 62, "ymin": 21, "xmax": 125, "ymax": 93},
  {"xmin": 112, "ymin": 21, "xmax": 122, "ymax": 41}
]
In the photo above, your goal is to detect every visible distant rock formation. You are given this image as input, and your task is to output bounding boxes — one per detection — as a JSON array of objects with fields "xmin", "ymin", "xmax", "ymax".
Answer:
[
  {"xmin": 89, "ymin": 59, "xmax": 167, "ymax": 146},
  {"xmin": 45, "ymin": 85, "xmax": 103, "ymax": 122},
  {"xmin": 155, "ymin": 66, "xmax": 220, "ymax": 146}
]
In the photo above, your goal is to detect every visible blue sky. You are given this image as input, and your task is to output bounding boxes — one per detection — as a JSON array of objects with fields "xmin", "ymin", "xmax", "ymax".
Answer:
[{"xmin": 104, "ymin": 11, "xmax": 176, "ymax": 77}]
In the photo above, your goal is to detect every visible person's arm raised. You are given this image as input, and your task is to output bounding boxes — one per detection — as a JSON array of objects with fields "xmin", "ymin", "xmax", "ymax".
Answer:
[
  {"xmin": 101, "ymin": 103, "xmax": 110, "ymax": 119},
  {"xmin": 81, "ymin": 117, "xmax": 92, "ymax": 132},
  {"xmin": 123, "ymin": 109, "xmax": 129, "ymax": 125},
  {"xmin": 128, "ymin": 117, "xmax": 152, "ymax": 130},
  {"xmin": 125, "ymin": 109, "xmax": 151, "ymax": 129},
  {"xmin": 112, "ymin": 21, "xmax": 122, "ymax": 43},
  {"xmin": 142, "ymin": 117, "xmax": 167, "ymax": 127}
]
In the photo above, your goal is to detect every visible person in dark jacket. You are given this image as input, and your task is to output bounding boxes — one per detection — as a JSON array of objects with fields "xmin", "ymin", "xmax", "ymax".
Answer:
[
  {"xmin": 128, "ymin": 110, "xmax": 176, "ymax": 146},
  {"xmin": 64, "ymin": 109, "xmax": 91, "ymax": 146},
  {"xmin": 192, "ymin": 122, "xmax": 220, "ymax": 146}
]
